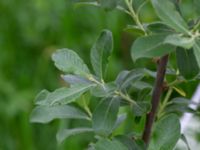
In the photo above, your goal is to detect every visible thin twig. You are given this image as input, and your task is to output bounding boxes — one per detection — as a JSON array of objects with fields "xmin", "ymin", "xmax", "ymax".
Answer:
[{"xmin": 142, "ymin": 55, "xmax": 169, "ymax": 145}]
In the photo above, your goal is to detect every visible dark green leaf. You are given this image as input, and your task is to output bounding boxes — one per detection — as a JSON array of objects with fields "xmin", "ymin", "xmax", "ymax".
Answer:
[
  {"xmin": 30, "ymin": 105, "xmax": 89, "ymax": 123},
  {"xmin": 92, "ymin": 97, "xmax": 120, "ymax": 136},
  {"xmin": 151, "ymin": 0, "xmax": 189, "ymax": 34},
  {"xmin": 176, "ymin": 47, "xmax": 199, "ymax": 79},
  {"xmin": 56, "ymin": 128, "xmax": 93, "ymax": 144},
  {"xmin": 149, "ymin": 114, "xmax": 181, "ymax": 150},
  {"xmin": 131, "ymin": 34, "xmax": 175, "ymax": 61},
  {"xmin": 90, "ymin": 30, "xmax": 113, "ymax": 80},
  {"xmin": 146, "ymin": 22, "xmax": 173, "ymax": 34},
  {"xmin": 52, "ymin": 48, "xmax": 90, "ymax": 77},
  {"xmin": 94, "ymin": 139, "xmax": 128, "ymax": 150}
]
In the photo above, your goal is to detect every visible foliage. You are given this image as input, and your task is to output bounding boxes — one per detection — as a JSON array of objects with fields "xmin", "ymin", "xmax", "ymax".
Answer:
[{"xmin": 30, "ymin": 0, "xmax": 200, "ymax": 149}]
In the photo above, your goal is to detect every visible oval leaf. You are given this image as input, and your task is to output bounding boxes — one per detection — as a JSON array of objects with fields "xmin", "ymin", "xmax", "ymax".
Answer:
[
  {"xmin": 151, "ymin": 0, "xmax": 189, "ymax": 34},
  {"xmin": 52, "ymin": 48, "xmax": 90, "ymax": 77},
  {"xmin": 131, "ymin": 34, "xmax": 175, "ymax": 61},
  {"xmin": 30, "ymin": 105, "xmax": 90, "ymax": 123}
]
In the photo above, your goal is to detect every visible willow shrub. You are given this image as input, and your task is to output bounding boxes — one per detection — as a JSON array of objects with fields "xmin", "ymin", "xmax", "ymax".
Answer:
[{"xmin": 30, "ymin": 0, "xmax": 200, "ymax": 149}]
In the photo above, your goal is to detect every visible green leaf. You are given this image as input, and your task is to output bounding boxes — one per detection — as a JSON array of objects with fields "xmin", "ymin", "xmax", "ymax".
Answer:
[
  {"xmin": 132, "ymin": 81, "xmax": 152, "ymax": 90},
  {"xmin": 132, "ymin": 101, "xmax": 151, "ymax": 116},
  {"xmin": 52, "ymin": 48, "xmax": 90, "ymax": 77},
  {"xmin": 92, "ymin": 97, "xmax": 120, "ymax": 136},
  {"xmin": 131, "ymin": 34, "xmax": 175, "ymax": 61},
  {"xmin": 146, "ymin": 22, "xmax": 173, "ymax": 34},
  {"xmin": 116, "ymin": 69, "xmax": 145, "ymax": 90},
  {"xmin": 165, "ymin": 34, "xmax": 195, "ymax": 49},
  {"xmin": 194, "ymin": 0, "xmax": 200, "ymax": 15},
  {"xmin": 180, "ymin": 134, "xmax": 191, "ymax": 150},
  {"xmin": 35, "ymin": 89, "xmax": 50, "ymax": 105},
  {"xmin": 165, "ymin": 98, "xmax": 196, "ymax": 114},
  {"xmin": 61, "ymin": 74, "xmax": 92, "ymax": 85},
  {"xmin": 193, "ymin": 39, "xmax": 200, "ymax": 68},
  {"xmin": 170, "ymin": 97, "xmax": 190, "ymax": 105},
  {"xmin": 37, "ymin": 83, "xmax": 95, "ymax": 105},
  {"xmin": 90, "ymin": 82, "xmax": 117, "ymax": 97},
  {"xmin": 94, "ymin": 139, "xmax": 128, "ymax": 150},
  {"xmin": 149, "ymin": 114, "xmax": 181, "ymax": 150},
  {"xmin": 30, "ymin": 105, "xmax": 90, "ymax": 123},
  {"xmin": 151, "ymin": 0, "xmax": 189, "ymax": 34},
  {"xmin": 90, "ymin": 30, "xmax": 113, "ymax": 80},
  {"xmin": 112, "ymin": 114, "xmax": 127, "ymax": 130},
  {"xmin": 56, "ymin": 128, "xmax": 93, "ymax": 144},
  {"xmin": 99, "ymin": 0, "xmax": 118, "ymax": 10},
  {"xmin": 114, "ymin": 135, "xmax": 146, "ymax": 150},
  {"xmin": 176, "ymin": 47, "xmax": 199, "ymax": 79},
  {"xmin": 75, "ymin": 2, "xmax": 99, "ymax": 8},
  {"xmin": 124, "ymin": 25, "xmax": 145, "ymax": 36}
]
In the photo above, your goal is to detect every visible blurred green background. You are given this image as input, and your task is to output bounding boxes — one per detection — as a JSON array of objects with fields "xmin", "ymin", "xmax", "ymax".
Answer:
[{"xmin": 0, "ymin": 0, "xmax": 198, "ymax": 150}]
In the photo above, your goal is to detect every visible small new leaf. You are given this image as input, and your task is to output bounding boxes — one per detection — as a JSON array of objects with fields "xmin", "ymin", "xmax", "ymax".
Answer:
[{"xmin": 94, "ymin": 139, "xmax": 128, "ymax": 150}]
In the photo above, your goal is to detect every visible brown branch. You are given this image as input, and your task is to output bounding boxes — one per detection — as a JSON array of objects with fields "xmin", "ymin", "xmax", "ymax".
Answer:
[{"xmin": 142, "ymin": 55, "xmax": 169, "ymax": 145}]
